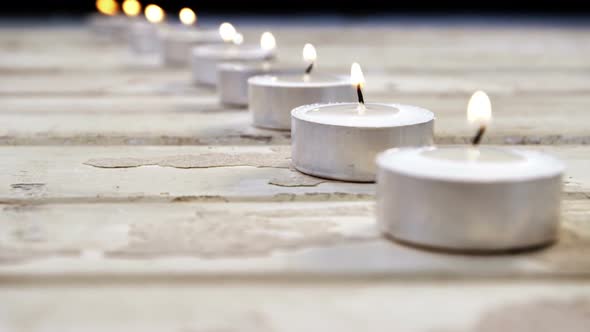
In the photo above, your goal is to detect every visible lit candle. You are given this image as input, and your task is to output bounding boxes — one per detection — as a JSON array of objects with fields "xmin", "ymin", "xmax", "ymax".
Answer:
[
  {"xmin": 218, "ymin": 32, "xmax": 300, "ymax": 106},
  {"xmin": 191, "ymin": 23, "xmax": 277, "ymax": 86},
  {"xmin": 88, "ymin": 0, "xmax": 128, "ymax": 39},
  {"xmin": 376, "ymin": 91, "xmax": 565, "ymax": 252},
  {"xmin": 159, "ymin": 7, "xmax": 223, "ymax": 66},
  {"xmin": 122, "ymin": 0, "xmax": 142, "ymax": 18},
  {"xmin": 129, "ymin": 3, "xmax": 165, "ymax": 54},
  {"xmin": 248, "ymin": 44, "xmax": 356, "ymax": 130},
  {"xmin": 290, "ymin": 63, "xmax": 434, "ymax": 182}
]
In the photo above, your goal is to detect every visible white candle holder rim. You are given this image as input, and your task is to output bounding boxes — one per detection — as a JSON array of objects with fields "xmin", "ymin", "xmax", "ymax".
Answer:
[
  {"xmin": 376, "ymin": 146, "xmax": 565, "ymax": 183},
  {"xmin": 291, "ymin": 102, "xmax": 435, "ymax": 128}
]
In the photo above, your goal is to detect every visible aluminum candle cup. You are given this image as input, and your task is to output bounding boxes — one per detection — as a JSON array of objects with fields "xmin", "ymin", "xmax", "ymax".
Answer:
[
  {"xmin": 87, "ymin": 14, "xmax": 129, "ymax": 39},
  {"xmin": 129, "ymin": 21, "xmax": 163, "ymax": 54},
  {"xmin": 218, "ymin": 62, "xmax": 300, "ymax": 106},
  {"xmin": 376, "ymin": 146, "xmax": 565, "ymax": 252},
  {"xmin": 249, "ymin": 74, "xmax": 356, "ymax": 130},
  {"xmin": 160, "ymin": 28, "xmax": 222, "ymax": 66},
  {"xmin": 291, "ymin": 103, "xmax": 434, "ymax": 182},
  {"xmin": 191, "ymin": 44, "xmax": 276, "ymax": 86}
]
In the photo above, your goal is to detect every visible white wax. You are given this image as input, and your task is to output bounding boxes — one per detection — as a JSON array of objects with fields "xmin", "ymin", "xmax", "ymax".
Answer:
[
  {"xmin": 128, "ymin": 20, "xmax": 163, "ymax": 54},
  {"xmin": 292, "ymin": 102, "xmax": 434, "ymax": 127},
  {"xmin": 87, "ymin": 13, "xmax": 130, "ymax": 36},
  {"xmin": 377, "ymin": 146, "xmax": 565, "ymax": 182},
  {"xmin": 193, "ymin": 44, "xmax": 274, "ymax": 61},
  {"xmin": 253, "ymin": 74, "xmax": 348, "ymax": 87},
  {"xmin": 219, "ymin": 61, "xmax": 277, "ymax": 72},
  {"xmin": 160, "ymin": 25, "xmax": 220, "ymax": 42}
]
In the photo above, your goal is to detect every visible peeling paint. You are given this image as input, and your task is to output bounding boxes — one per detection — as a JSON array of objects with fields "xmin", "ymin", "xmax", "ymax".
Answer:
[
  {"xmin": 84, "ymin": 151, "xmax": 291, "ymax": 169},
  {"xmin": 107, "ymin": 205, "xmax": 376, "ymax": 258}
]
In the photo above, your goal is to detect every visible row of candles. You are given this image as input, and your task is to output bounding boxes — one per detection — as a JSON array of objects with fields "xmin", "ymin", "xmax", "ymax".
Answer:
[{"xmin": 91, "ymin": 0, "xmax": 565, "ymax": 253}]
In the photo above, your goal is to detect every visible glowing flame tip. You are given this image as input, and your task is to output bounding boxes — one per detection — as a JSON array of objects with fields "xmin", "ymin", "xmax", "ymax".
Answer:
[
  {"xmin": 350, "ymin": 62, "xmax": 365, "ymax": 88},
  {"xmin": 467, "ymin": 90, "xmax": 492, "ymax": 126},
  {"xmin": 260, "ymin": 32, "xmax": 276, "ymax": 51},
  {"xmin": 122, "ymin": 0, "xmax": 141, "ymax": 17},
  {"xmin": 232, "ymin": 32, "xmax": 244, "ymax": 45},
  {"xmin": 302, "ymin": 43, "xmax": 316, "ymax": 63},
  {"xmin": 96, "ymin": 0, "xmax": 119, "ymax": 16},
  {"xmin": 219, "ymin": 22, "xmax": 237, "ymax": 42},
  {"xmin": 179, "ymin": 8, "xmax": 196, "ymax": 26},
  {"xmin": 145, "ymin": 4, "xmax": 165, "ymax": 23}
]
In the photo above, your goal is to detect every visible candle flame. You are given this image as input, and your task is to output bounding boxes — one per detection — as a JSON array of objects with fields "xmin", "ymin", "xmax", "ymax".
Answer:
[
  {"xmin": 179, "ymin": 8, "xmax": 196, "ymax": 26},
  {"xmin": 96, "ymin": 0, "xmax": 119, "ymax": 16},
  {"xmin": 122, "ymin": 0, "xmax": 141, "ymax": 17},
  {"xmin": 467, "ymin": 90, "xmax": 492, "ymax": 126},
  {"xmin": 303, "ymin": 43, "xmax": 317, "ymax": 63},
  {"xmin": 219, "ymin": 22, "xmax": 237, "ymax": 42},
  {"xmin": 232, "ymin": 33, "xmax": 244, "ymax": 45},
  {"xmin": 350, "ymin": 62, "xmax": 365, "ymax": 88},
  {"xmin": 260, "ymin": 32, "xmax": 276, "ymax": 51},
  {"xmin": 145, "ymin": 4, "xmax": 164, "ymax": 23}
]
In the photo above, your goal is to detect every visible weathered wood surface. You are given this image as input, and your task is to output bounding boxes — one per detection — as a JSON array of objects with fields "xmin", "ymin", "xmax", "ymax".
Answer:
[
  {"xmin": 2, "ymin": 25, "xmax": 590, "ymax": 71},
  {"xmin": 3, "ymin": 70, "xmax": 590, "ymax": 96},
  {"xmin": 1, "ymin": 19, "xmax": 590, "ymax": 331},
  {"xmin": 1, "ymin": 199, "xmax": 589, "ymax": 279},
  {"xmin": 2, "ymin": 94, "xmax": 590, "ymax": 145},
  {"xmin": 1, "ymin": 281, "xmax": 589, "ymax": 332},
  {"xmin": 0, "ymin": 145, "xmax": 588, "ymax": 203}
]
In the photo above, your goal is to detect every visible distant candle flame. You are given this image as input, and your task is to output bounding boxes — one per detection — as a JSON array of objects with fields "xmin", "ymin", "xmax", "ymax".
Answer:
[
  {"xmin": 122, "ymin": 0, "xmax": 141, "ymax": 17},
  {"xmin": 467, "ymin": 90, "xmax": 492, "ymax": 126},
  {"xmin": 96, "ymin": 0, "xmax": 119, "ymax": 16},
  {"xmin": 302, "ymin": 43, "xmax": 317, "ymax": 63},
  {"xmin": 179, "ymin": 7, "xmax": 196, "ymax": 26},
  {"xmin": 350, "ymin": 62, "xmax": 365, "ymax": 89},
  {"xmin": 145, "ymin": 4, "xmax": 164, "ymax": 23},
  {"xmin": 219, "ymin": 22, "xmax": 236, "ymax": 42},
  {"xmin": 232, "ymin": 32, "xmax": 244, "ymax": 45},
  {"xmin": 260, "ymin": 32, "xmax": 276, "ymax": 51}
]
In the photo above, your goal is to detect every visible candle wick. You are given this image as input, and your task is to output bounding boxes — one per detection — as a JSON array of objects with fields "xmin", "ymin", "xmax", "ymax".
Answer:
[
  {"xmin": 357, "ymin": 103, "xmax": 366, "ymax": 115},
  {"xmin": 471, "ymin": 125, "xmax": 486, "ymax": 146},
  {"xmin": 305, "ymin": 62, "xmax": 314, "ymax": 75},
  {"xmin": 356, "ymin": 84, "xmax": 365, "ymax": 105}
]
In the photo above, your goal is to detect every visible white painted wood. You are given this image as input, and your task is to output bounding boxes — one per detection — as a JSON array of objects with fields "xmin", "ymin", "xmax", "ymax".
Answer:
[
  {"xmin": 2, "ymin": 25, "xmax": 590, "ymax": 71},
  {"xmin": 1, "ymin": 200, "xmax": 589, "ymax": 278},
  {"xmin": 2, "ymin": 21, "xmax": 590, "ymax": 331},
  {"xmin": 0, "ymin": 282, "xmax": 589, "ymax": 332},
  {"xmin": 2, "ymin": 71, "xmax": 590, "ymax": 96},
  {"xmin": 0, "ymin": 146, "xmax": 587, "ymax": 203},
  {"xmin": 1, "ymin": 95, "xmax": 589, "ymax": 144}
]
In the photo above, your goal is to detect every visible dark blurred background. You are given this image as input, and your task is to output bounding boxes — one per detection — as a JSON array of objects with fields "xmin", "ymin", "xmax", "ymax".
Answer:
[{"xmin": 2, "ymin": 0, "xmax": 590, "ymax": 16}]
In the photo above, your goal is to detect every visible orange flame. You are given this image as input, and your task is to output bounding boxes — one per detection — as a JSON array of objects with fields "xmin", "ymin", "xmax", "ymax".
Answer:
[{"xmin": 96, "ymin": 0, "xmax": 119, "ymax": 16}]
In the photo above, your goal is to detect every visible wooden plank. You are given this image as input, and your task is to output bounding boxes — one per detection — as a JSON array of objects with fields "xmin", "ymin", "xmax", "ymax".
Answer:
[
  {"xmin": 2, "ymin": 70, "xmax": 590, "ymax": 96},
  {"xmin": 0, "ymin": 145, "xmax": 371, "ymax": 203},
  {"xmin": 0, "ymin": 281, "xmax": 588, "ymax": 331},
  {"xmin": 0, "ymin": 199, "xmax": 589, "ymax": 279},
  {"xmin": 1, "ymin": 95, "xmax": 589, "ymax": 145},
  {"xmin": 2, "ymin": 25, "xmax": 590, "ymax": 72},
  {"xmin": 0, "ymin": 145, "xmax": 588, "ymax": 204},
  {"xmin": 0, "ymin": 110, "xmax": 292, "ymax": 145}
]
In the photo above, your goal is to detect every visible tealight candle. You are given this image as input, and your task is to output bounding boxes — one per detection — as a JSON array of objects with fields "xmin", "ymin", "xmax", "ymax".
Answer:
[
  {"xmin": 88, "ymin": 0, "xmax": 128, "ymax": 39},
  {"xmin": 249, "ymin": 44, "xmax": 355, "ymax": 130},
  {"xmin": 291, "ymin": 63, "xmax": 434, "ymax": 182},
  {"xmin": 160, "ymin": 8, "xmax": 223, "ymax": 66},
  {"xmin": 129, "ymin": 4, "xmax": 165, "ymax": 54},
  {"xmin": 191, "ymin": 23, "xmax": 276, "ymax": 86},
  {"xmin": 376, "ymin": 91, "xmax": 565, "ymax": 252},
  {"xmin": 218, "ymin": 32, "xmax": 299, "ymax": 106}
]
